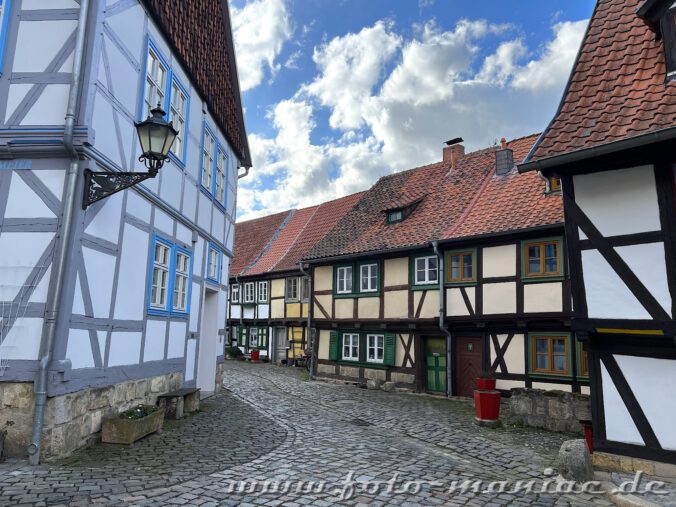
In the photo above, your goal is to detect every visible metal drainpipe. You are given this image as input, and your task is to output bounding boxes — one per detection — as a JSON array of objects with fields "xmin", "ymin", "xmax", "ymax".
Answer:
[
  {"xmin": 28, "ymin": 0, "xmax": 90, "ymax": 465},
  {"xmin": 432, "ymin": 241, "xmax": 453, "ymax": 398},
  {"xmin": 298, "ymin": 263, "xmax": 315, "ymax": 377}
]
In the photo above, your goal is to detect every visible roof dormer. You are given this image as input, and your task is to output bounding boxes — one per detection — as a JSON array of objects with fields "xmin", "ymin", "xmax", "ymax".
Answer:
[{"xmin": 638, "ymin": 0, "xmax": 676, "ymax": 80}]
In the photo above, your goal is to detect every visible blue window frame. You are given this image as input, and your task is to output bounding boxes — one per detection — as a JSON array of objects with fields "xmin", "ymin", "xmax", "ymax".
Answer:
[
  {"xmin": 0, "ymin": 0, "xmax": 12, "ymax": 76},
  {"xmin": 147, "ymin": 234, "xmax": 193, "ymax": 317},
  {"xmin": 168, "ymin": 76, "xmax": 190, "ymax": 165},
  {"xmin": 199, "ymin": 122, "xmax": 229, "ymax": 210},
  {"xmin": 206, "ymin": 243, "xmax": 222, "ymax": 284},
  {"xmin": 140, "ymin": 37, "xmax": 191, "ymax": 166}
]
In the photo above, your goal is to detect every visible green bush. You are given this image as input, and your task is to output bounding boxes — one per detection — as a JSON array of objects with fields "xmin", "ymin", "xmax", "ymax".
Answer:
[
  {"xmin": 226, "ymin": 346, "xmax": 243, "ymax": 358},
  {"xmin": 120, "ymin": 404, "xmax": 158, "ymax": 420}
]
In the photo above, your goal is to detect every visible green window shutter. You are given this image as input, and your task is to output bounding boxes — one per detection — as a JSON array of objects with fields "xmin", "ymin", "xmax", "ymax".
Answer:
[
  {"xmin": 329, "ymin": 331, "xmax": 339, "ymax": 361},
  {"xmin": 237, "ymin": 326, "xmax": 243, "ymax": 342},
  {"xmin": 261, "ymin": 328, "xmax": 268, "ymax": 349},
  {"xmin": 383, "ymin": 332, "xmax": 396, "ymax": 366}
]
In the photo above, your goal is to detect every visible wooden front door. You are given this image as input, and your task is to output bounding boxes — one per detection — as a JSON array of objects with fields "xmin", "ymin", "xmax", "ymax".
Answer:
[
  {"xmin": 425, "ymin": 338, "xmax": 447, "ymax": 393},
  {"xmin": 455, "ymin": 336, "xmax": 483, "ymax": 397}
]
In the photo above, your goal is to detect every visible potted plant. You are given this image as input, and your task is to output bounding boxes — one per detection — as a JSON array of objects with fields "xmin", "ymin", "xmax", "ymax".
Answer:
[
  {"xmin": 102, "ymin": 404, "xmax": 165, "ymax": 445},
  {"xmin": 476, "ymin": 371, "xmax": 496, "ymax": 391},
  {"xmin": 0, "ymin": 421, "xmax": 14, "ymax": 461},
  {"xmin": 474, "ymin": 372, "xmax": 501, "ymax": 426}
]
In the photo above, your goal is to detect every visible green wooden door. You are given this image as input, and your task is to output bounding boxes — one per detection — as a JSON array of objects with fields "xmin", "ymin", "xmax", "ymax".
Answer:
[{"xmin": 425, "ymin": 338, "xmax": 447, "ymax": 393}]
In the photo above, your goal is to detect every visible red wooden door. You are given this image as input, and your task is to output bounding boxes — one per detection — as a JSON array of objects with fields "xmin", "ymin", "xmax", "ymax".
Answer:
[{"xmin": 455, "ymin": 337, "xmax": 483, "ymax": 397}]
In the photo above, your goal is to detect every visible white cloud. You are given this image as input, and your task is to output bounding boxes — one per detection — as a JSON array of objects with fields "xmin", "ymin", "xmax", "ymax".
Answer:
[
  {"xmin": 230, "ymin": 0, "xmax": 292, "ymax": 91},
  {"xmin": 512, "ymin": 20, "xmax": 588, "ymax": 91},
  {"xmin": 303, "ymin": 20, "xmax": 401, "ymax": 130},
  {"xmin": 238, "ymin": 17, "xmax": 588, "ymax": 221}
]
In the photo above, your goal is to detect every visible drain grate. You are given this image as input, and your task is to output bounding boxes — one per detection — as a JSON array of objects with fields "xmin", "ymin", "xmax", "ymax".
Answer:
[{"xmin": 349, "ymin": 418, "xmax": 371, "ymax": 427}]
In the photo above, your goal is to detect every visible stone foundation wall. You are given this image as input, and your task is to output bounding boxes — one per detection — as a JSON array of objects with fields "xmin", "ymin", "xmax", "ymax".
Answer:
[
  {"xmin": 507, "ymin": 388, "xmax": 591, "ymax": 434},
  {"xmin": 315, "ymin": 363, "xmax": 416, "ymax": 388},
  {"xmin": 0, "ymin": 371, "xmax": 183, "ymax": 460}
]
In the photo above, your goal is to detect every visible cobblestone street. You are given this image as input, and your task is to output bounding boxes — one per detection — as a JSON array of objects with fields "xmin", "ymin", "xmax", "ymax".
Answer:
[{"xmin": 0, "ymin": 361, "xmax": 664, "ymax": 506}]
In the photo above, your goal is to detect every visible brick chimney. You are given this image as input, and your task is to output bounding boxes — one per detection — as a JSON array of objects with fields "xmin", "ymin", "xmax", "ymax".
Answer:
[
  {"xmin": 443, "ymin": 144, "xmax": 465, "ymax": 169},
  {"xmin": 495, "ymin": 137, "xmax": 514, "ymax": 176}
]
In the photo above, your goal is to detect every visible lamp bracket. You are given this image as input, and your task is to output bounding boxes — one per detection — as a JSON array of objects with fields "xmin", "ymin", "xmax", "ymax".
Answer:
[{"xmin": 82, "ymin": 169, "xmax": 156, "ymax": 209}]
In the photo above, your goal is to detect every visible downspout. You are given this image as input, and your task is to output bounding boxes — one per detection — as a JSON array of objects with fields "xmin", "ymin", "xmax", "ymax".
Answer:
[
  {"xmin": 28, "ymin": 0, "xmax": 90, "ymax": 465},
  {"xmin": 298, "ymin": 263, "xmax": 315, "ymax": 377},
  {"xmin": 235, "ymin": 275, "xmax": 243, "ymax": 347},
  {"xmin": 432, "ymin": 241, "xmax": 453, "ymax": 398},
  {"xmin": 237, "ymin": 166, "xmax": 250, "ymax": 179}
]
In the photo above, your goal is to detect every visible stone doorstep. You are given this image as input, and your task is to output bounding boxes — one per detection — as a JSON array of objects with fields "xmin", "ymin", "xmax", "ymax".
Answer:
[
  {"xmin": 593, "ymin": 472, "xmax": 671, "ymax": 507},
  {"xmin": 593, "ymin": 451, "xmax": 676, "ymax": 481}
]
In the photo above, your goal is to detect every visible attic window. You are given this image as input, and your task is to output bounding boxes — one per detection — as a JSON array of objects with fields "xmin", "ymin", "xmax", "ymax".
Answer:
[
  {"xmin": 661, "ymin": 4, "xmax": 676, "ymax": 80},
  {"xmin": 387, "ymin": 210, "xmax": 404, "ymax": 223},
  {"xmin": 548, "ymin": 176, "xmax": 562, "ymax": 193}
]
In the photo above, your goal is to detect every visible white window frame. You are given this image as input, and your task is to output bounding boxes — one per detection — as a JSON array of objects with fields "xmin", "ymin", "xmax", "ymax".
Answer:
[
  {"xmin": 172, "ymin": 251, "xmax": 190, "ymax": 312},
  {"xmin": 201, "ymin": 128, "xmax": 215, "ymax": 191},
  {"xmin": 342, "ymin": 333, "xmax": 359, "ymax": 361},
  {"xmin": 150, "ymin": 241, "xmax": 171, "ymax": 309},
  {"xmin": 286, "ymin": 277, "xmax": 298, "ymax": 302},
  {"xmin": 360, "ymin": 263, "xmax": 378, "ymax": 293},
  {"xmin": 336, "ymin": 266, "xmax": 353, "ymax": 294},
  {"xmin": 215, "ymin": 149, "xmax": 227, "ymax": 203},
  {"xmin": 207, "ymin": 246, "xmax": 219, "ymax": 281},
  {"xmin": 257, "ymin": 281, "xmax": 268, "ymax": 303},
  {"xmin": 244, "ymin": 282, "xmax": 255, "ymax": 304},
  {"xmin": 414, "ymin": 255, "xmax": 438, "ymax": 285},
  {"xmin": 231, "ymin": 284, "xmax": 240, "ymax": 304},
  {"xmin": 169, "ymin": 80, "xmax": 188, "ymax": 159},
  {"xmin": 301, "ymin": 277, "xmax": 310, "ymax": 302},
  {"xmin": 367, "ymin": 334, "xmax": 384, "ymax": 364},
  {"xmin": 144, "ymin": 47, "xmax": 167, "ymax": 118}
]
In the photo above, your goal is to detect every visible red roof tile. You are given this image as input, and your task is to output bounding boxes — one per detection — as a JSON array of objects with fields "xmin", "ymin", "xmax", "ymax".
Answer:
[
  {"xmin": 527, "ymin": 0, "xmax": 676, "ymax": 162},
  {"xmin": 230, "ymin": 210, "xmax": 291, "ymax": 277},
  {"xmin": 231, "ymin": 192, "xmax": 364, "ymax": 277},
  {"xmin": 140, "ymin": 0, "xmax": 251, "ymax": 166},
  {"xmin": 444, "ymin": 137, "xmax": 563, "ymax": 239},
  {"xmin": 306, "ymin": 134, "xmax": 558, "ymax": 260}
]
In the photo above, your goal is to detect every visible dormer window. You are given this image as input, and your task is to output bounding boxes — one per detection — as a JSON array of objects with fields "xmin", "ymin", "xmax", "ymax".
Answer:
[
  {"xmin": 387, "ymin": 210, "xmax": 403, "ymax": 223},
  {"xmin": 638, "ymin": 0, "xmax": 676, "ymax": 80},
  {"xmin": 661, "ymin": 3, "xmax": 676, "ymax": 80}
]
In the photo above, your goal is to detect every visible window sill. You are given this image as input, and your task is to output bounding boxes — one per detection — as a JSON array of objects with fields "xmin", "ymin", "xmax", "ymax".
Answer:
[
  {"xmin": 444, "ymin": 280, "xmax": 477, "ymax": 287},
  {"xmin": 521, "ymin": 275, "xmax": 565, "ymax": 284},
  {"xmin": 206, "ymin": 276, "xmax": 220, "ymax": 285},
  {"xmin": 333, "ymin": 292, "xmax": 381, "ymax": 299},
  {"xmin": 528, "ymin": 372, "xmax": 572, "ymax": 380},
  {"xmin": 147, "ymin": 308, "xmax": 189, "ymax": 319},
  {"xmin": 410, "ymin": 284, "xmax": 439, "ymax": 291},
  {"xmin": 168, "ymin": 151, "xmax": 186, "ymax": 169},
  {"xmin": 336, "ymin": 360, "xmax": 390, "ymax": 369}
]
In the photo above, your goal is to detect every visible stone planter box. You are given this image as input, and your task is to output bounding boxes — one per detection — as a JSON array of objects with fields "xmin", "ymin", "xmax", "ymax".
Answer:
[{"xmin": 101, "ymin": 407, "xmax": 165, "ymax": 445}]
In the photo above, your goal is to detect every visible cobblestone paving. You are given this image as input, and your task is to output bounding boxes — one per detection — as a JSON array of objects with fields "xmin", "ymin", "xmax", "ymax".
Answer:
[{"xmin": 1, "ymin": 362, "xmax": 671, "ymax": 505}]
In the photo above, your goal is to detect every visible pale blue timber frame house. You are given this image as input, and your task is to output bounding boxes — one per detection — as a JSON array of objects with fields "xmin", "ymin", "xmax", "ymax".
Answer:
[{"xmin": 0, "ymin": 0, "xmax": 251, "ymax": 461}]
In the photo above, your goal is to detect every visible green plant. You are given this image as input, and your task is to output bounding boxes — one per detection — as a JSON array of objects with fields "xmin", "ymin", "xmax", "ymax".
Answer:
[
  {"xmin": 225, "ymin": 346, "xmax": 243, "ymax": 358},
  {"xmin": 120, "ymin": 404, "xmax": 158, "ymax": 420}
]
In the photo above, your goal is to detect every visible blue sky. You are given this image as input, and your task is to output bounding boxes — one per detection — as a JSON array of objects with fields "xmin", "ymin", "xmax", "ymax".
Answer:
[{"xmin": 230, "ymin": 0, "xmax": 595, "ymax": 220}]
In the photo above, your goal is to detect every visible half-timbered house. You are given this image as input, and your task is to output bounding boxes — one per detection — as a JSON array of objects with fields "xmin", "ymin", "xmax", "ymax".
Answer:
[
  {"xmin": 305, "ymin": 136, "xmax": 588, "ymax": 397},
  {"xmin": 228, "ymin": 193, "xmax": 362, "ymax": 364},
  {"xmin": 0, "ymin": 0, "xmax": 249, "ymax": 460},
  {"xmin": 519, "ymin": 0, "xmax": 676, "ymax": 464}
]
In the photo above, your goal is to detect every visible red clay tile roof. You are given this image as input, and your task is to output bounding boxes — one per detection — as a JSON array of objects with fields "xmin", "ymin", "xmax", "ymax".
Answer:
[
  {"xmin": 444, "ymin": 136, "xmax": 563, "ymax": 239},
  {"xmin": 526, "ymin": 0, "xmax": 676, "ymax": 163},
  {"xmin": 140, "ymin": 0, "xmax": 251, "ymax": 166},
  {"xmin": 230, "ymin": 192, "xmax": 364, "ymax": 278},
  {"xmin": 305, "ymin": 134, "xmax": 558, "ymax": 261},
  {"xmin": 230, "ymin": 210, "xmax": 291, "ymax": 277}
]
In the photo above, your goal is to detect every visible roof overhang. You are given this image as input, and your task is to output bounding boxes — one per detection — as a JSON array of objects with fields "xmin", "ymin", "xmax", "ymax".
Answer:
[
  {"xmin": 518, "ymin": 126, "xmax": 676, "ymax": 174},
  {"xmin": 637, "ymin": 0, "xmax": 672, "ymax": 32}
]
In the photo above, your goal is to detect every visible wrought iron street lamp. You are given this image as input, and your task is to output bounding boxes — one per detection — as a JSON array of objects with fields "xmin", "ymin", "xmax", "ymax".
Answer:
[{"xmin": 82, "ymin": 106, "xmax": 179, "ymax": 209}]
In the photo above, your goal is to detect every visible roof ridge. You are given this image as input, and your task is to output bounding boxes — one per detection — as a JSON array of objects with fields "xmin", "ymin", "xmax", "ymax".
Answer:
[
  {"xmin": 267, "ymin": 205, "xmax": 322, "ymax": 272},
  {"xmin": 241, "ymin": 209, "xmax": 296, "ymax": 276}
]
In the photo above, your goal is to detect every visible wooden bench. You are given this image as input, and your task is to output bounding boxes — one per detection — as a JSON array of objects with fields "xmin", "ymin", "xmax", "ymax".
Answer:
[{"xmin": 157, "ymin": 388, "xmax": 200, "ymax": 420}]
